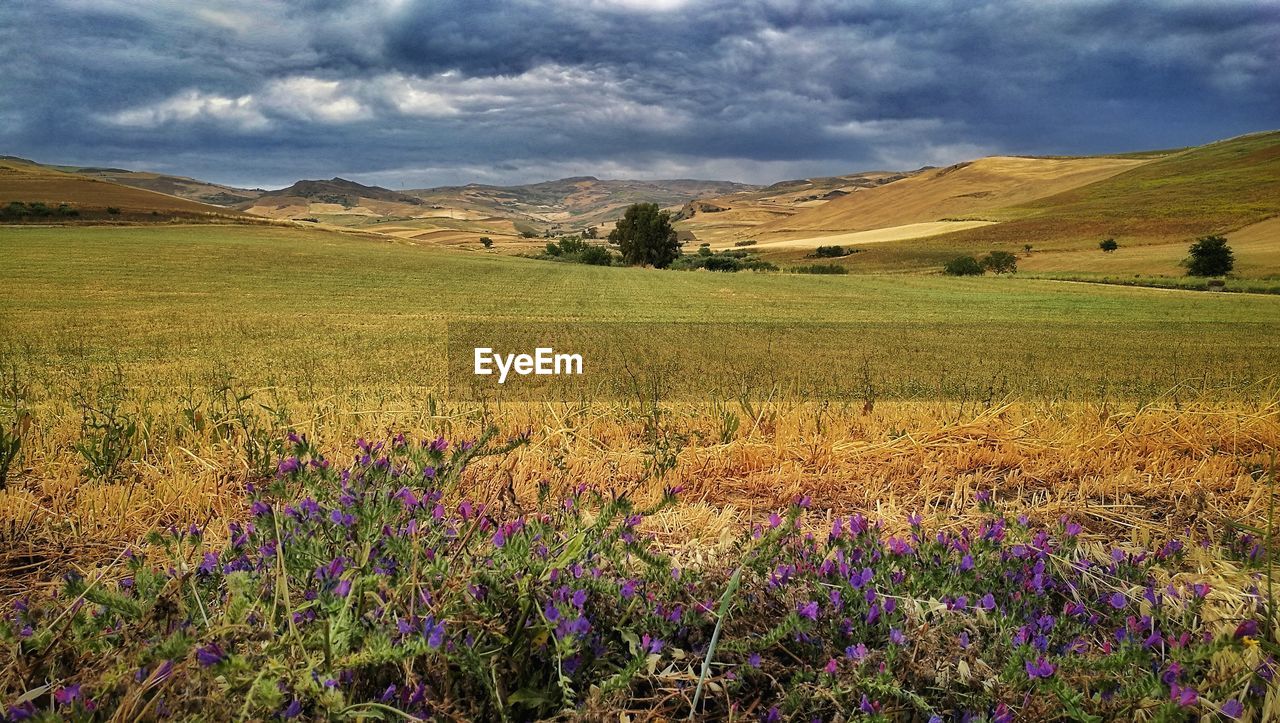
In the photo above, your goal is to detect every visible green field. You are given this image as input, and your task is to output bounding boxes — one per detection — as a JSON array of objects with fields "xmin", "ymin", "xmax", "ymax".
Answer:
[{"xmin": 2, "ymin": 224, "xmax": 1280, "ymax": 403}]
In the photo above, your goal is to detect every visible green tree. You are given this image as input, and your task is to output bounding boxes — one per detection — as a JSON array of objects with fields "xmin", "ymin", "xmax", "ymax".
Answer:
[
  {"xmin": 1184, "ymin": 235, "xmax": 1234, "ymax": 277},
  {"xmin": 480, "ymin": 237, "xmax": 493, "ymax": 249},
  {"xmin": 608, "ymin": 203, "xmax": 681, "ymax": 268},
  {"xmin": 1099, "ymin": 238, "xmax": 1118, "ymax": 252},
  {"xmin": 943, "ymin": 256, "xmax": 984, "ymax": 276},
  {"xmin": 981, "ymin": 251, "xmax": 1018, "ymax": 274},
  {"xmin": 582, "ymin": 226, "xmax": 598, "ymax": 239}
]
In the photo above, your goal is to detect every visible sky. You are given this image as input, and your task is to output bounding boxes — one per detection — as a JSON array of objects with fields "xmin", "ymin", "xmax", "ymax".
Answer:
[{"xmin": 1, "ymin": 0, "xmax": 1277, "ymax": 189}]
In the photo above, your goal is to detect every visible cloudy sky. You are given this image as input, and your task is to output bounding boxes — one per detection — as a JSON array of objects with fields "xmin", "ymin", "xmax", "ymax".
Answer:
[{"xmin": 2, "ymin": 0, "xmax": 1277, "ymax": 189}]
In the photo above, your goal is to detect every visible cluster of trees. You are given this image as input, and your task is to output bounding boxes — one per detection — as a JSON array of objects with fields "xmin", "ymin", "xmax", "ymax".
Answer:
[
  {"xmin": 2, "ymin": 201, "xmax": 80, "ymax": 219},
  {"xmin": 810, "ymin": 245, "xmax": 856, "ymax": 259},
  {"xmin": 671, "ymin": 244, "xmax": 777, "ymax": 272},
  {"xmin": 943, "ymin": 251, "xmax": 1018, "ymax": 276},
  {"xmin": 541, "ymin": 235, "xmax": 615, "ymax": 266}
]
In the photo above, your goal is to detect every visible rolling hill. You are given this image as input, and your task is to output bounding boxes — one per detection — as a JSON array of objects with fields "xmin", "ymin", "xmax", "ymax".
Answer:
[
  {"xmin": 672, "ymin": 171, "xmax": 906, "ymax": 244},
  {"xmin": 1, "ymin": 157, "xmax": 263, "ymax": 206},
  {"xmin": 0, "ymin": 157, "xmax": 251, "ymax": 221},
  {"xmin": 737, "ymin": 155, "xmax": 1152, "ymax": 246},
  {"xmin": 935, "ymin": 130, "xmax": 1280, "ymax": 249}
]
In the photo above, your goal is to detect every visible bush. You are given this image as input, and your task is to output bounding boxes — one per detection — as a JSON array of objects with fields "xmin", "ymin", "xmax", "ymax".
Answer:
[
  {"xmin": 981, "ymin": 251, "xmax": 1018, "ymax": 274},
  {"xmin": 1099, "ymin": 238, "xmax": 1118, "ymax": 252},
  {"xmin": 480, "ymin": 237, "xmax": 493, "ymax": 249},
  {"xmin": 943, "ymin": 256, "xmax": 984, "ymax": 276},
  {"xmin": 4, "ymin": 435, "xmax": 1269, "ymax": 721},
  {"xmin": 1184, "ymin": 235, "xmax": 1234, "ymax": 277},
  {"xmin": 790, "ymin": 264, "xmax": 848, "ymax": 275},
  {"xmin": 544, "ymin": 242, "xmax": 562, "ymax": 256},
  {"xmin": 811, "ymin": 245, "xmax": 848, "ymax": 258},
  {"xmin": 609, "ymin": 203, "xmax": 681, "ymax": 268},
  {"xmin": 106, "ymin": 207, "xmax": 121, "ymax": 216},
  {"xmin": 671, "ymin": 249, "xmax": 777, "ymax": 273},
  {"xmin": 733, "ymin": 239, "xmax": 757, "ymax": 247},
  {"xmin": 577, "ymin": 245, "xmax": 614, "ymax": 266}
]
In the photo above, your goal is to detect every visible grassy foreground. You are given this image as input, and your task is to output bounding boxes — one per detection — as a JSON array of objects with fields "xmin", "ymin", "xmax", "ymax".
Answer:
[{"xmin": 2, "ymin": 434, "xmax": 1274, "ymax": 721}]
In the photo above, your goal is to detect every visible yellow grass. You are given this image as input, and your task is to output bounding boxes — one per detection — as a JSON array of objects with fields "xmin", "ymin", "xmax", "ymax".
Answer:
[
  {"xmin": 713, "ymin": 220, "xmax": 996, "ymax": 250},
  {"xmin": 1019, "ymin": 214, "xmax": 1280, "ymax": 277},
  {"xmin": 746, "ymin": 156, "xmax": 1148, "ymax": 240},
  {"xmin": 4, "ymin": 392, "xmax": 1276, "ymax": 595}
]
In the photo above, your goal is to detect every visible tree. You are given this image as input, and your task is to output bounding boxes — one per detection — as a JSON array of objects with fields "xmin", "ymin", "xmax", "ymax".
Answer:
[
  {"xmin": 1184, "ymin": 235, "xmax": 1234, "ymax": 277},
  {"xmin": 608, "ymin": 203, "xmax": 681, "ymax": 268},
  {"xmin": 943, "ymin": 256, "xmax": 984, "ymax": 276},
  {"xmin": 582, "ymin": 226, "xmax": 598, "ymax": 239},
  {"xmin": 480, "ymin": 237, "xmax": 493, "ymax": 249},
  {"xmin": 1023, "ymin": 244, "xmax": 1033, "ymax": 254},
  {"xmin": 981, "ymin": 251, "xmax": 1018, "ymax": 274},
  {"xmin": 1099, "ymin": 238, "xmax": 1118, "ymax": 253}
]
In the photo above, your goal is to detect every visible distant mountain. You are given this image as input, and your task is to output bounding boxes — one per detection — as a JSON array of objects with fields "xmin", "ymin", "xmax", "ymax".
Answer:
[{"xmin": 407, "ymin": 177, "xmax": 758, "ymax": 228}]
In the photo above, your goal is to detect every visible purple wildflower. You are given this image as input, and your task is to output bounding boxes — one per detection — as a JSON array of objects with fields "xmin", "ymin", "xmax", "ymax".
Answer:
[
  {"xmin": 1169, "ymin": 683, "xmax": 1198, "ymax": 707},
  {"xmin": 1025, "ymin": 657, "xmax": 1056, "ymax": 679},
  {"xmin": 422, "ymin": 616, "xmax": 446, "ymax": 648},
  {"xmin": 797, "ymin": 601, "xmax": 819, "ymax": 620},
  {"xmin": 1222, "ymin": 699, "xmax": 1244, "ymax": 719},
  {"xmin": 1235, "ymin": 619, "xmax": 1259, "ymax": 639},
  {"xmin": 54, "ymin": 684, "xmax": 81, "ymax": 705},
  {"xmin": 196, "ymin": 643, "xmax": 225, "ymax": 667}
]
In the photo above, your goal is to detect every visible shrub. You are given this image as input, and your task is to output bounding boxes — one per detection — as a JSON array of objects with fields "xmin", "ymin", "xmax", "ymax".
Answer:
[
  {"xmin": 733, "ymin": 240, "xmax": 757, "ymax": 247},
  {"xmin": 106, "ymin": 207, "xmax": 121, "ymax": 216},
  {"xmin": 480, "ymin": 237, "xmax": 493, "ymax": 249},
  {"xmin": 557, "ymin": 237, "xmax": 590, "ymax": 255},
  {"xmin": 981, "ymin": 251, "xmax": 1018, "ymax": 274},
  {"xmin": 609, "ymin": 203, "xmax": 681, "ymax": 268},
  {"xmin": 577, "ymin": 245, "xmax": 614, "ymax": 266},
  {"xmin": 1184, "ymin": 235, "xmax": 1234, "ymax": 277},
  {"xmin": 812, "ymin": 245, "xmax": 848, "ymax": 258},
  {"xmin": 943, "ymin": 256, "xmax": 984, "ymax": 276},
  {"xmin": 545, "ymin": 242, "xmax": 562, "ymax": 256},
  {"xmin": 790, "ymin": 264, "xmax": 848, "ymax": 275},
  {"xmin": 1099, "ymin": 238, "xmax": 1119, "ymax": 252}
]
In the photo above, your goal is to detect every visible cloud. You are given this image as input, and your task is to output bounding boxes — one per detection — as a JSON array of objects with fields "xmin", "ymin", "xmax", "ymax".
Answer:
[
  {"xmin": 106, "ymin": 90, "xmax": 270, "ymax": 132},
  {"xmin": 2, "ymin": 0, "xmax": 1276, "ymax": 187}
]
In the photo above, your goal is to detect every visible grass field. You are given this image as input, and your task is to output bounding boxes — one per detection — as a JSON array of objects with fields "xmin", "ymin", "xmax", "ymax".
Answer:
[{"xmin": 3, "ymin": 223, "xmax": 1280, "ymax": 719}]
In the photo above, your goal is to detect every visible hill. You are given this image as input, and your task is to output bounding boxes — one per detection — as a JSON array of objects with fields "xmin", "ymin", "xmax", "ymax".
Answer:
[
  {"xmin": 936, "ymin": 130, "xmax": 1280, "ymax": 248},
  {"xmin": 726, "ymin": 131, "xmax": 1280, "ymax": 278},
  {"xmin": 673, "ymin": 171, "xmax": 906, "ymax": 244},
  {"xmin": 739, "ymin": 155, "xmax": 1151, "ymax": 246},
  {"xmin": 409, "ymin": 176, "xmax": 756, "ymax": 229},
  {"xmin": 0, "ymin": 156, "xmax": 263, "ymax": 206},
  {"xmin": 0, "ymin": 157, "xmax": 251, "ymax": 222}
]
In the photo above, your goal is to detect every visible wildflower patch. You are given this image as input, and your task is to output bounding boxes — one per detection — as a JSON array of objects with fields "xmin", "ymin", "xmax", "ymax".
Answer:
[{"xmin": 1, "ymin": 433, "xmax": 1272, "ymax": 721}]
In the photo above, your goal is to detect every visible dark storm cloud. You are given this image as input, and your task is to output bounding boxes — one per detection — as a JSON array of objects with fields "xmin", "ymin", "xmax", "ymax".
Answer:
[{"xmin": 1, "ymin": 0, "xmax": 1276, "ymax": 188}]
